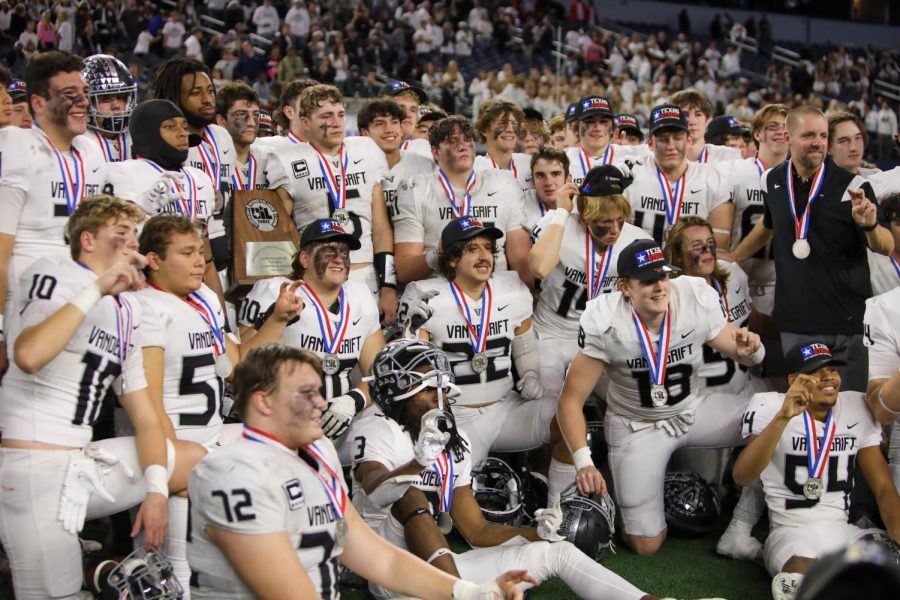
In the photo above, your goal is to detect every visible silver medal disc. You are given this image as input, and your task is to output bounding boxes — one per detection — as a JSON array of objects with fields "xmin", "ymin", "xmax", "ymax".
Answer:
[
  {"xmin": 215, "ymin": 353, "xmax": 233, "ymax": 378},
  {"xmin": 437, "ymin": 511, "xmax": 453, "ymax": 535},
  {"xmin": 802, "ymin": 477, "xmax": 824, "ymax": 500},
  {"xmin": 650, "ymin": 384, "xmax": 668, "ymax": 407},
  {"xmin": 335, "ymin": 517, "xmax": 349, "ymax": 546},
  {"xmin": 332, "ymin": 209, "xmax": 350, "ymax": 227},
  {"xmin": 322, "ymin": 353, "xmax": 341, "ymax": 375},
  {"xmin": 471, "ymin": 352, "xmax": 488, "ymax": 373},
  {"xmin": 792, "ymin": 239, "xmax": 811, "ymax": 260}
]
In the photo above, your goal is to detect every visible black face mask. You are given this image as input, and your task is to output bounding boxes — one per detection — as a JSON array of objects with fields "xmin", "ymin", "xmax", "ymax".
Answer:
[{"xmin": 129, "ymin": 99, "xmax": 199, "ymax": 171}]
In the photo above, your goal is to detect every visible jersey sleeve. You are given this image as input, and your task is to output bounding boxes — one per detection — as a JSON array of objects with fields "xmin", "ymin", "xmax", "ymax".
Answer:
[
  {"xmin": 136, "ymin": 294, "xmax": 167, "ymax": 349},
  {"xmin": 864, "ymin": 293, "xmax": 900, "ymax": 381},
  {"xmin": 16, "ymin": 261, "xmax": 74, "ymax": 329},
  {"xmin": 689, "ymin": 277, "xmax": 728, "ymax": 341},
  {"xmin": 497, "ymin": 175, "xmax": 527, "ymax": 231},
  {"xmin": 263, "ymin": 150, "xmax": 291, "ymax": 192},
  {"xmin": 741, "ymin": 392, "xmax": 782, "ymax": 438},
  {"xmin": 709, "ymin": 165, "xmax": 733, "ymax": 208},
  {"xmin": 393, "ymin": 176, "xmax": 426, "ymax": 243},
  {"xmin": 238, "ymin": 277, "xmax": 287, "ymax": 329},
  {"xmin": 496, "ymin": 271, "xmax": 532, "ymax": 329},
  {"xmin": 846, "ymin": 393, "xmax": 883, "ymax": 449},
  {"xmin": 577, "ymin": 297, "xmax": 615, "ymax": 363},
  {"xmin": 531, "ymin": 210, "xmax": 555, "ymax": 241},
  {"xmin": 105, "ymin": 162, "xmax": 144, "ymax": 203},
  {"xmin": 0, "ymin": 128, "xmax": 38, "ymax": 194},
  {"xmin": 350, "ymin": 415, "xmax": 405, "ymax": 471}
]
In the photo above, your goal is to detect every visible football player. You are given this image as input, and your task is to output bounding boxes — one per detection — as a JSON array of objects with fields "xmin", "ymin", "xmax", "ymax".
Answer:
[
  {"xmin": 548, "ymin": 114, "xmax": 567, "ymax": 151},
  {"xmin": 556, "ymin": 238, "xmax": 764, "ymax": 556},
  {"xmin": 8, "ymin": 79, "xmax": 33, "ymax": 129},
  {"xmin": 264, "ymin": 84, "xmax": 397, "ymax": 321},
  {"xmin": 734, "ymin": 342, "xmax": 900, "ymax": 599},
  {"xmin": 669, "ymin": 88, "xmax": 742, "ymax": 163},
  {"xmin": 79, "ymin": 54, "xmax": 136, "ymax": 163},
  {"xmin": 187, "ymin": 342, "xmax": 534, "ymax": 599},
  {"xmin": 0, "ymin": 64, "xmax": 12, "ymax": 127},
  {"xmin": 615, "ymin": 114, "xmax": 644, "ymax": 146},
  {"xmin": 0, "ymin": 195, "xmax": 205, "ymax": 599},
  {"xmin": 399, "ymin": 218, "xmax": 548, "ymax": 466},
  {"xmin": 350, "ymin": 338, "xmax": 653, "ymax": 600},
  {"xmin": 705, "ymin": 115, "xmax": 747, "ymax": 155},
  {"xmin": 522, "ymin": 147, "xmax": 572, "ymax": 232},
  {"xmin": 0, "ymin": 51, "xmax": 108, "ymax": 381},
  {"xmin": 394, "ymin": 116, "xmax": 532, "ymax": 287},
  {"xmin": 519, "ymin": 108, "xmax": 549, "ymax": 155},
  {"xmin": 565, "ymin": 95, "xmax": 629, "ymax": 188},
  {"xmin": 529, "ymin": 166, "xmax": 652, "ymax": 499},
  {"xmin": 473, "ymin": 98, "xmax": 534, "ymax": 191},
  {"xmin": 621, "ymin": 104, "xmax": 733, "ymax": 248},
  {"xmin": 379, "ymin": 79, "xmax": 432, "ymax": 158},
  {"xmin": 238, "ymin": 219, "xmax": 384, "ymax": 462},
  {"xmin": 215, "ymin": 81, "xmax": 270, "ymax": 192},
  {"xmin": 864, "ymin": 284, "xmax": 900, "ymax": 490}
]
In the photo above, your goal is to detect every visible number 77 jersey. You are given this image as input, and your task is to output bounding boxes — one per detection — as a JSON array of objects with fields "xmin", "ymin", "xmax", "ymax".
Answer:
[{"xmin": 0, "ymin": 258, "xmax": 147, "ymax": 447}]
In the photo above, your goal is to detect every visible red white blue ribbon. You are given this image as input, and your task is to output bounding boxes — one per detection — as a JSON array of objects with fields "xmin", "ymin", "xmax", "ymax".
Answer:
[
  {"xmin": 184, "ymin": 289, "xmax": 226, "ymax": 356},
  {"xmin": 301, "ymin": 285, "xmax": 349, "ymax": 355},
  {"xmin": 585, "ymin": 230, "xmax": 613, "ymax": 300},
  {"xmin": 198, "ymin": 126, "xmax": 222, "ymax": 187},
  {"xmin": 890, "ymin": 256, "xmax": 900, "ymax": 281},
  {"xmin": 288, "ymin": 132, "xmax": 305, "ymax": 144},
  {"xmin": 711, "ymin": 275, "xmax": 730, "ymax": 320},
  {"xmin": 311, "ymin": 143, "xmax": 348, "ymax": 213},
  {"xmin": 143, "ymin": 159, "xmax": 198, "ymax": 220},
  {"xmin": 112, "ymin": 294, "xmax": 134, "ymax": 363},
  {"xmin": 448, "ymin": 281, "xmax": 492, "ymax": 355},
  {"xmin": 42, "ymin": 133, "xmax": 86, "ymax": 215},
  {"xmin": 785, "ymin": 159, "xmax": 826, "ymax": 242},
  {"xmin": 437, "ymin": 169, "xmax": 476, "ymax": 218},
  {"xmin": 94, "ymin": 131, "xmax": 129, "ymax": 162},
  {"xmin": 802, "ymin": 409, "xmax": 836, "ymax": 483},
  {"xmin": 232, "ymin": 153, "xmax": 258, "ymax": 190},
  {"xmin": 631, "ymin": 307, "xmax": 671, "ymax": 387},
  {"xmin": 432, "ymin": 451, "xmax": 455, "ymax": 512},
  {"xmin": 655, "ymin": 165, "xmax": 686, "ymax": 226},
  {"xmin": 697, "ymin": 145, "xmax": 708, "ymax": 163},
  {"xmin": 488, "ymin": 153, "xmax": 518, "ymax": 180},
  {"xmin": 754, "ymin": 157, "xmax": 767, "ymax": 176}
]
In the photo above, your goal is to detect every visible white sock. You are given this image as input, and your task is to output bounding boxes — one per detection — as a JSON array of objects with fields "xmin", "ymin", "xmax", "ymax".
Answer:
[
  {"xmin": 732, "ymin": 478, "xmax": 765, "ymax": 526},
  {"xmin": 166, "ymin": 495, "xmax": 191, "ymax": 600},
  {"xmin": 548, "ymin": 458, "xmax": 577, "ymax": 504}
]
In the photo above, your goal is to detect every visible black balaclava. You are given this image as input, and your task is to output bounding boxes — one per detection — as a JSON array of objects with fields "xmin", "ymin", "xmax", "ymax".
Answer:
[{"xmin": 129, "ymin": 99, "xmax": 201, "ymax": 171}]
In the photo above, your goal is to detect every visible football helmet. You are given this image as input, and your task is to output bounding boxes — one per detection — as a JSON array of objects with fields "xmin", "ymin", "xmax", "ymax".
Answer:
[
  {"xmin": 83, "ymin": 54, "xmax": 137, "ymax": 135},
  {"xmin": 368, "ymin": 338, "xmax": 459, "ymax": 413},
  {"xmin": 520, "ymin": 469, "xmax": 549, "ymax": 526},
  {"xmin": 471, "ymin": 457, "xmax": 524, "ymax": 525},
  {"xmin": 798, "ymin": 539, "xmax": 900, "ymax": 600},
  {"xmin": 663, "ymin": 471, "xmax": 719, "ymax": 536},
  {"xmin": 558, "ymin": 483, "xmax": 616, "ymax": 560},
  {"xmin": 106, "ymin": 548, "xmax": 184, "ymax": 599}
]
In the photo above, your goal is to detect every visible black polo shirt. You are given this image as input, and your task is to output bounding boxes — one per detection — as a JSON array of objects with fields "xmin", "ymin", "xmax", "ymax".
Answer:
[{"xmin": 762, "ymin": 157, "xmax": 885, "ymax": 335}]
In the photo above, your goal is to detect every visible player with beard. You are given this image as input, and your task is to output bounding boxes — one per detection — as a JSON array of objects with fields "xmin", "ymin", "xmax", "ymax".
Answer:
[
  {"xmin": 522, "ymin": 147, "xmax": 571, "ymax": 232},
  {"xmin": 215, "ymin": 82, "xmax": 271, "ymax": 192},
  {"xmin": 78, "ymin": 54, "xmax": 136, "ymax": 163},
  {"xmin": 357, "ymin": 99, "xmax": 435, "ymax": 221},
  {"xmin": 565, "ymin": 95, "xmax": 641, "ymax": 188},
  {"xmin": 380, "ymin": 79, "xmax": 432, "ymax": 159},
  {"xmin": 0, "ymin": 51, "xmax": 107, "ymax": 381},
  {"xmin": 394, "ymin": 116, "xmax": 532, "ymax": 287},
  {"xmin": 238, "ymin": 219, "xmax": 385, "ymax": 464},
  {"xmin": 529, "ymin": 165, "xmax": 652, "ymax": 499},
  {"xmin": 557, "ymin": 238, "xmax": 764, "ymax": 555},
  {"xmin": 621, "ymin": 104, "xmax": 733, "ymax": 248},
  {"xmin": 670, "ymin": 88, "xmax": 742, "ymax": 164},
  {"xmin": 473, "ymin": 98, "xmax": 534, "ymax": 192}
]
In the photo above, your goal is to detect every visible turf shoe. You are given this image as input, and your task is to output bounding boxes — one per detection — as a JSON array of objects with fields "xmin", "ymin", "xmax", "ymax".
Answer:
[
  {"xmin": 771, "ymin": 572, "xmax": 803, "ymax": 600},
  {"xmin": 716, "ymin": 519, "xmax": 762, "ymax": 561}
]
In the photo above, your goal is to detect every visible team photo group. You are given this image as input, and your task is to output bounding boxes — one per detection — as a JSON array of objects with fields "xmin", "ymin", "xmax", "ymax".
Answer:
[{"xmin": 0, "ymin": 1, "xmax": 900, "ymax": 599}]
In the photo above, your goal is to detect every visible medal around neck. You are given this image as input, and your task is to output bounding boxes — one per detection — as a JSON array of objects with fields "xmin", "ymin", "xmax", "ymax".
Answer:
[
  {"xmin": 322, "ymin": 353, "xmax": 341, "ymax": 375},
  {"xmin": 215, "ymin": 353, "xmax": 233, "ymax": 378},
  {"xmin": 335, "ymin": 517, "xmax": 349, "ymax": 546},
  {"xmin": 802, "ymin": 477, "xmax": 824, "ymax": 500},
  {"xmin": 471, "ymin": 352, "xmax": 488, "ymax": 373},
  {"xmin": 792, "ymin": 238, "xmax": 811, "ymax": 260},
  {"xmin": 650, "ymin": 384, "xmax": 668, "ymax": 407}
]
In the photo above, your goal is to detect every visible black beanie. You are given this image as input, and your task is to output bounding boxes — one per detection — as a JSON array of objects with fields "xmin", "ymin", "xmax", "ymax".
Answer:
[{"xmin": 129, "ymin": 99, "xmax": 201, "ymax": 171}]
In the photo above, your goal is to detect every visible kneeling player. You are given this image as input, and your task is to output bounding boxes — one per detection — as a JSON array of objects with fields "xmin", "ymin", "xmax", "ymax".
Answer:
[
  {"xmin": 350, "ymin": 338, "xmax": 653, "ymax": 600},
  {"xmin": 188, "ymin": 343, "xmax": 535, "ymax": 599},
  {"xmin": 733, "ymin": 342, "xmax": 900, "ymax": 600}
]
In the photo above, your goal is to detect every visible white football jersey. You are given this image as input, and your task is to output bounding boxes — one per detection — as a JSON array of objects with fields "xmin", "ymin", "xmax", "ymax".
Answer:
[
  {"xmin": 105, "ymin": 159, "xmax": 216, "ymax": 222},
  {"xmin": 696, "ymin": 261, "xmax": 754, "ymax": 395},
  {"xmin": 230, "ymin": 145, "xmax": 272, "ymax": 191},
  {"xmin": 349, "ymin": 407, "xmax": 473, "ymax": 526},
  {"xmin": 265, "ymin": 136, "xmax": 388, "ymax": 264},
  {"xmin": 578, "ymin": 275, "xmax": 727, "ymax": 420},
  {"xmin": 135, "ymin": 284, "xmax": 226, "ymax": 447},
  {"xmin": 564, "ymin": 144, "xmax": 644, "ymax": 187},
  {"xmin": 864, "ymin": 286, "xmax": 900, "ymax": 382},
  {"xmin": 77, "ymin": 130, "xmax": 133, "ymax": 163},
  {"xmin": 402, "ymin": 271, "xmax": 532, "ymax": 406},
  {"xmin": 382, "ymin": 150, "xmax": 435, "ymax": 221},
  {"xmin": 393, "ymin": 169, "xmax": 526, "ymax": 271},
  {"xmin": 0, "ymin": 259, "xmax": 146, "ymax": 447},
  {"xmin": 188, "ymin": 435, "xmax": 346, "ymax": 599},
  {"xmin": 866, "ymin": 166, "xmax": 900, "ymax": 200},
  {"xmin": 239, "ymin": 278, "xmax": 380, "ymax": 399},
  {"xmin": 400, "ymin": 137, "xmax": 434, "ymax": 160},
  {"xmin": 742, "ymin": 391, "xmax": 881, "ymax": 528},
  {"xmin": 473, "ymin": 152, "xmax": 534, "ymax": 191},
  {"xmin": 620, "ymin": 156, "xmax": 731, "ymax": 244},
  {"xmin": 521, "ymin": 189, "xmax": 552, "ymax": 234},
  {"xmin": 867, "ymin": 251, "xmax": 900, "ymax": 297},
  {"xmin": 186, "ymin": 124, "xmax": 236, "ymax": 194},
  {"xmin": 0, "ymin": 127, "xmax": 108, "ymax": 294},
  {"xmin": 692, "ymin": 143, "xmax": 742, "ymax": 164},
  {"xmin": 531, "ymin": 211, "xmax": 651, "ymax": 340}
]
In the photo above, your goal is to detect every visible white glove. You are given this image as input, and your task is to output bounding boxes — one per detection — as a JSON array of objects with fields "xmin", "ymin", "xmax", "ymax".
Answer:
[
  {"xmin": 534, "ymin": 493, "xmax": 566, "ymax": 542},
  {"xmin": 139, "ymin": 172, "xmax": 186, "ymax": 213},
  {"xmin": 655, "ymin": 412, "xmax": 696, "ymax": 438},
  {"xmin": 413, "ymin": 410, "xmax": 451, "ymax": 467},
  {"xmin": 84, "ymin": 443, "xmax": 134, "ymax": 479},
  {"xmin": 58, "ymin": 455, "xmax": 116, "ymax": 535},
  {"xmin": 516, "ymin": 371, "xmax": 544, "ymax": 402},
  {"xmin": 403, "ymin": 289, "xmax": 439, "ymax": 333},
  {"xmin": 321, "ymin": 392, "xmax": 360, "ymax": 438},
  {"xmin": 452, "ymin": 579, "xmax": 504, "ymax": 600}
]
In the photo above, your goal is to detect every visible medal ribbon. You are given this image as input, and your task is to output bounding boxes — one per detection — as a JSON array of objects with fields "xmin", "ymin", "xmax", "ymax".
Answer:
[
  {"xmin": 437, "ymin": 168, "xmax": 476, "ymax": 218},
  {"xmin": 312, "ymin": 143, "xmax": 348, "ymax": 212},
  {"xmin": 288, "ymin": 132, "xmax": 305, "ymax": 144},
  {"xmin": 143, "ymin": 159, "xmax": 198, "ymax": 220},
  {"xmin": 755, "ymin": 157, "xmax": 767, "ymax": 176},
  {"xmin": 585, "ymin": 230, "xmax": 613, "ymax": 300},
  {"xmin": 631, "ymin": 308, "xmax": 671, "ymax": 387},
  {"xmin": 655, "ymin": 165, "xmax": 686, "ymax": 226},
  {"xmin": 301, "ymin": 285, "xmax": 349, "ymax": 355},
  {"xmin": 185, "ymin": 290, "xmax": 226, "ymax": 356},
  {"xmin": 448, "ymin": 281, "xmax": 492, "ymax": 355},
  {"xmin": 578, "ymin": 146, "xmax": 591, "ymax": 178},
  {"xmin": 118, "ymin": 132, "xmax": 129, "ymax": 162},
  {"xmin": 112, "ymin": 294, "xmax": 134, "ymax": 363},
  {"xmin": 42, "ymin": 133, "xmax": 86, "ymax": 215},
  {"xmin": 801, "ymin": 409, "xmax": 836, "ymax": 482},
  {"xmin": 890, "ymin": 256, "xmax": 900, "ymax": 281},
  {"xmin": 711, "ymin": 276, "xmax": 730, "ymax": 320},
  {"xmin": 488, "ymin": 153, "xmax": 518, "ymax": 180},
  {"xmin": 431, "ymin": 450, "xmax": 455, "ymax": 512},
  {"xmin": 232, "ymin": 153, "xmax": 258, "ymax": 190},
  {"xmin": 697, "ymin": 145, "xmax": 708, "ymax": 163},
  {"xmin": 401, "ymin": 139, "xmax": 410, "ymax": 151},
  {"xmin": 198, "ymin": 126, "xmax": 222, "ymax": 187},
  {"xmin": 785, "ymin": 159, "xmax": 826, "ymax": 242}
]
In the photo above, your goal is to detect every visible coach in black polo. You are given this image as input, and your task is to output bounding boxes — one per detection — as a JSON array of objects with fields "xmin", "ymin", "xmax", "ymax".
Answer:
[{"xmin": 734, "ymin": 105, "xmax": 894, "ymax": 392}]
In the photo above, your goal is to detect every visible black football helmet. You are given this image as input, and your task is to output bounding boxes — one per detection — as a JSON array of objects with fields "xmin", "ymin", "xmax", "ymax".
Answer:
[
  {"xmin": 106, "ymin": 548, "xmax": 183, "ymax": 599},
  {"xmin": 798, "ymin": 539, "xmax": 900, "ymax": 600},
  {"xmin": 471, "ymin": 457, "xmax": 524, "ymax": 525},
  {"xmin": 83, "ymin": 54, "xmax": 137, "ymax": 135},
  {"xmin": 558, "ymin": 483, "xmax": 617, "ymax": 560},
  {"xmin": 368, "ymin": 338, "xmax": 459, "ymax": 412},
  {"xmin": 663, "ymin": 471, "xmax": 719, "ymax": 536}
]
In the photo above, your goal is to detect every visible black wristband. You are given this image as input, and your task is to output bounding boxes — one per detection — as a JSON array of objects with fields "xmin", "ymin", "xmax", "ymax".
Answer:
[
  {"xmin": 347, "ymin": 388, "xmax": 366, "ymax": 414},
  {"xmin": 374, "ymin": 252, "xmax": 397, "ymax": 289},
  {"xmin": 400, "ymin": 507, "xmax": 430, "ymax": 526},
  {"xmin": 858, "ymin": 221, "xmax": 878, "ymax": 232}
]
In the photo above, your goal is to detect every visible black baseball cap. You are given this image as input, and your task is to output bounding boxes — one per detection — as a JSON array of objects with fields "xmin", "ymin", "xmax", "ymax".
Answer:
[
  {"xmin": 616, "ymin": 239, "xmax": 680, "ymax": 281},
  {"xmin": 784, "ymin": 342, "xmax": 847, "ymax": 375},
  {"xmin": 441, "ymin": 216, "xmax": 503, "ymax": 250},
  {"xmin": 581, "ymin": 165, "xmax": 632, "ymax": 196},
  {"xmin": 8, "ymin": 79, "xmax": 26, "ymax": 102},
  {"xmin": 417, "ymin": 105, "xmax": 447, "ymax": 124},
  {"xmin": 705, "ymin": 115, "xmax": 744, "ymax": 142},
  {"xmin": 300, "ymin": 218, "xmax": 362, "ymax": 250},
  {"xmin": 522, "ymin": 107, "xmax": 544, "ymax": 123},
  {"xmin": 564, "ymin": 102, "xmax": 580, "ymax": 124},
  {"xmin": 578, "ymin": 95, "xmax": 614, "ymax": 120},
  {"xmin": 648, "ymin": 103, "xmax": 688, "ymax": 135},
  {"xmin": 615, "ymin": 113, "xmax": 643, "ymax": 140},
  {"xmin": 379, "ymin": 80, "xmax": 428, "ymax": 104}
]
